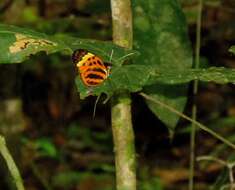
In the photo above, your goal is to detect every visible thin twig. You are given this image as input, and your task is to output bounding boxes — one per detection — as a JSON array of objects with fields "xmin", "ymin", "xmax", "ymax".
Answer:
[
  {"xmin": 197, "ymin": 156, "xmax": 235, "ymax": 190},
  {"xmin": 140, "ymin": 92, "xmax": 235, "ymax": 150},
  {"xmin": 197, "ymin": 156, "xmax": 227, "ymax": 166},
  {"xmin": 189, "ymin": 0, "xmax": 203, "ymax": 189},
  {"xmin": 0, "ymin": 136, "xmax": 25, "ymax": 190}
]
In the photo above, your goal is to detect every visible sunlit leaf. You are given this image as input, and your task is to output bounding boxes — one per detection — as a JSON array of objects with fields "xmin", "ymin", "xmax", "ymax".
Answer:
[
  {"xmin": 0, "ymin": 24, "xmax": 67, "ymax": 63},
  {"xmin": 0, "ymin": 24, "xmax": 137, "ymax": 64}
]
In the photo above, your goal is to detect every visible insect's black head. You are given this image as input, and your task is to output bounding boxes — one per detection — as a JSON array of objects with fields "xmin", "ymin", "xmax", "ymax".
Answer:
[{"xmin": 72, "ymin": 49, "xmax": 88, "ymax": 63}]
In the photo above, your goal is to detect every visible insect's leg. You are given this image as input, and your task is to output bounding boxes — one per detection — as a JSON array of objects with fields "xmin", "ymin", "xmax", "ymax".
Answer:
[{"xmin": 93, "ymin": 94, "xmax": 101, "ymax": 118}]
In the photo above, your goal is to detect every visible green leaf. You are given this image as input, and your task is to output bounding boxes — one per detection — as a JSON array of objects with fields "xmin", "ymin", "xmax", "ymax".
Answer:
[
  {"xmin": 0, "ymin": 24, "xmax": 137, "ymax": 65},
  {"xmin": 229, "ymin": 45, "xmax": 235, "ymax": 55},
  {"xmin": 55, "ymin": 34, "xmax": 138, "ymax": 66},
  {"xmin": 77, "ymin": 64, "xmax": 235, "ymax": 99},
  {"xmin": 151, "ymin": 67, "xmax": 235, "ymax": 84},
  {"xmin": 0, "ymin": 24, "xmax": 67, "ymax": 63},
  {"xmin": 77, "ymin": 64, "xmax": 153, "ymax": 99},
  {"xmin": 132, "ymin": 0, "xmax": 193, "ymax": 132},
  {"xmin": 35, "ymin": 138, "xmax": 58, "ymax": 158}
]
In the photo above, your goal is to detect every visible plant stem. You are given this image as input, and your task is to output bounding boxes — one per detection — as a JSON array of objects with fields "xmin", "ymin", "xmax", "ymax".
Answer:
[
  {"xmin": 110, "ymin": 0, "xmax": 136, "ymax": 190},
  {"xmin": 0, "ymin": 136, "xmax": 25, "ymax": 190},
  {"xmin": 111, "ymin": 0, "xmax": 133, "ymax": 48},
  {"xmin": 111, "ymin": 94, "xmax": 136, "ymax": 190},
  {"xmin": 189, "ymin": 0, "xmax": 203, "ymax": 189}
]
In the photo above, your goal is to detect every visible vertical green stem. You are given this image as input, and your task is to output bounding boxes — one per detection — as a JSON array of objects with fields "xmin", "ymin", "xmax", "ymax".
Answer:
[
  {"xmin": 110, "ymin": 0, "xmax": 136, "ymax": 190},
  {"xmin": 111, "ymin": 0, "xmax": 133, "ymax": 48},
  {"xmin": 0, "ymin": 136, "xmax": 25, "ymax": 190},
  {"xmin": 111, "ymin": 94, "xmax": 136, "ymax": 190},
  {"xmin": 189, "ymin": 0, "xmax": 203, "ymax": 189}
]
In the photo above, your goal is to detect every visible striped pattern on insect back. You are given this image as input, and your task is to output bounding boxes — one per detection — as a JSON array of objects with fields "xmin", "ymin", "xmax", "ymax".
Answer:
[
  {"xmin": 80, "ymin": 55, "xmax": 108, "ymax": 86},
  {"xmin": 72, "ymin": 49, "xmax": 110, "ymax": 87}
]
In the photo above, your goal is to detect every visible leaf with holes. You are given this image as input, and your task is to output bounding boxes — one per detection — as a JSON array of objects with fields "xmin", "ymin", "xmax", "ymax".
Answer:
[{"xmin": 0, "ymin": 24, "xmax": 137, "ymax": 64}]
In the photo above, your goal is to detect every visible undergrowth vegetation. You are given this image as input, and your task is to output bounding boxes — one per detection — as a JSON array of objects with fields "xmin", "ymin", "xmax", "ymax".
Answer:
[{"xmin": 0, "ymin": 0, "xmax": 235, "ymax": 190}]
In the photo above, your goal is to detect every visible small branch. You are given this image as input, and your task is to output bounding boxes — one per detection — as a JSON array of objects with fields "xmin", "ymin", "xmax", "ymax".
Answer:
[
  {"xmin": 190, "ymin": 0, "xmax": 203, "ymax": 189},
  {"xmin": 0, "ymin": 136, "xmax": 25, "ymax": 190},
  {"xmin": 197, "ymin": 156, "xmax": 227, "ymax": 166},
  {"xmin": 140, "ymin": 92, "xmax": 235, "ymax": 150},
  {"xmin": 197, "ymin": 156, "xmax": 235, "ymax": 190},
  {"xmin": 228, "ymin": 167, "xmax": 234, "ymax": 190}
]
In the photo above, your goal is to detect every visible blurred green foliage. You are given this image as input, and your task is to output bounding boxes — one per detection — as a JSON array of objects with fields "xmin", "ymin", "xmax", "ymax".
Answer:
[{"xmin": 0, "ymin": 0, "xmax": 234, "ymax": 189}]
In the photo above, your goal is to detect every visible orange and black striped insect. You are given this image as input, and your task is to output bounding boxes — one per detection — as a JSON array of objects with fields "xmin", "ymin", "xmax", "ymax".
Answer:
[{"xmin": 72, "ymin": 49, "xmax": 111, "ymax": 87}]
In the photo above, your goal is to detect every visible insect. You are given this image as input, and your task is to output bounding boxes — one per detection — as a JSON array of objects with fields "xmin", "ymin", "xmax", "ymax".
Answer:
[{"xmin": 72, "ymin": 49, "xmax": 111, "ymax": 87}]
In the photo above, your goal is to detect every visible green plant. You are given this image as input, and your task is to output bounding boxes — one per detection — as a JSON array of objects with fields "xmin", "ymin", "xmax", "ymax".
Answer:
[{"xmin": 1, "ymin": 0, "xmax": 235, "ymax": 190}]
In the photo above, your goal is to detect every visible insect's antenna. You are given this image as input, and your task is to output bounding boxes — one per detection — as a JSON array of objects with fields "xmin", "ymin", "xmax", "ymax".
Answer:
[
  {"xmin": 117, "ymin": 52, "xmax": 136, "ymax": 62},
  {"xmin": 93, "ymin": 94, "xmax": 101, "ymax": 119},
  {"xmin": 109, "ymin": 49, "xmax": 114, "ymax": 62}
]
